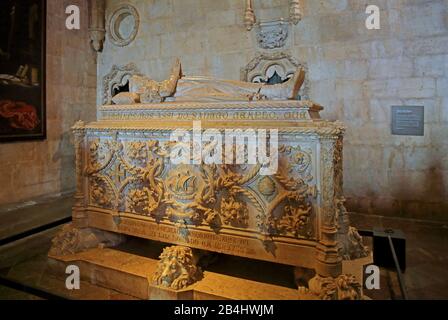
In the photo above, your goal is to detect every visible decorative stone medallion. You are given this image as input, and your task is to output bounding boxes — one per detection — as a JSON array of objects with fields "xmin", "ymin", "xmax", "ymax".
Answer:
[
  {"xmin": 257, "ymin": 176, "xmax": 276, "ymax": 197},
  {"xmin": 107, "ymin": 4, "xmax": 139, "ymax": 47}
]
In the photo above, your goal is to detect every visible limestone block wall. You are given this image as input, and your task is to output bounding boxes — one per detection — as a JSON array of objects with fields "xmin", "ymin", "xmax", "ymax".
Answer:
[
  {"xmin": 0, "ymin": 0, "xmax": 97, "ymax": 205},
  {"xmin": 99, "ymin": 0, "xmax": 447, "ymax": 221}
]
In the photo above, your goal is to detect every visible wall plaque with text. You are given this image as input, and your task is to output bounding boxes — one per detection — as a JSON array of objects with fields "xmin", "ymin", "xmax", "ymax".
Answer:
[{"xmin": 391, "ymin": 106, "xmax": 424, "ymax": 136}]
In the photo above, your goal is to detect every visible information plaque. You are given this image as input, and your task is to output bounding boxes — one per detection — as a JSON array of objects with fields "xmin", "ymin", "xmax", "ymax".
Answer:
[{"xmin": 391, "ymin": 106, "xmax": 424, "ymax": 136}]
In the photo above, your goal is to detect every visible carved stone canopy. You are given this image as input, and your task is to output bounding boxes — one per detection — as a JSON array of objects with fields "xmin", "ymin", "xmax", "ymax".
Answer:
[
  {"xmin": 102, "ymin": 63, "xmax": 142, "ymax": 105},
  {"xmin": 241, "ymin": 52, "xmax": 310, "ymax": 100}
]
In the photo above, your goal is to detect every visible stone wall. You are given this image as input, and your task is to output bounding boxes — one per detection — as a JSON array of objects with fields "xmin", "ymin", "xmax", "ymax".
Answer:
[
  {"xmin": 100, "ymin": 0, "xmax": 447, "ymax": 221},
  {"xmin": 0, "ymin": 0, "xmax": 97, "ymax": 205}
]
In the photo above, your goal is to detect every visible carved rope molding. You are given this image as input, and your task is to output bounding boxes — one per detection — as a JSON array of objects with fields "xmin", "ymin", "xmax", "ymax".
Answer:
[
  {"xmin": 101, "ymin": 100, "xmax": 317, "ymax": 111},
  {"xmin": 72, "ymin": 125, "xmax": 346, "ymax": 137}
]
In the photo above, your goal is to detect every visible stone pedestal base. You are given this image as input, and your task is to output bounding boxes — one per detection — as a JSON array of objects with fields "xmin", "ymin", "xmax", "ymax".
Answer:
[
  {"xmin": 48, "ymin": 247, "xmax": 300, "ymax": 300},
  {"xmin": 298, "ymin": 274, "xmax": 363, "ymax": 300},
  {"xmin": 48, "ymin": 245, "xmax": 372, "ymax": 300}
]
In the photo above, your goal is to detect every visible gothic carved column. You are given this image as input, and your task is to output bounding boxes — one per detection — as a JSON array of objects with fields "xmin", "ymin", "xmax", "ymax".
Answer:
[
  {"xmin": 89, "ymin": 0, "xmax": 106, "ymax": 52},
  {"xmin": 48, "ymin": 121, "xmax": 126, "ymax": 257},
  {"xmin": 334, "ymin": 135, "xmax": 369, "ymax": 260},
  {"xmin": 72, "ymin": 120, "xmax": 88, "ymax": 228},
  {"xmin": 314, "ymin": 137, "xmax": 342, "ymax": 278}
]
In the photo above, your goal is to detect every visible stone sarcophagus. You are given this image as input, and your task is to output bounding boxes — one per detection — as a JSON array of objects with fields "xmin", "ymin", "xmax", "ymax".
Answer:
[{"xmin": 50, "ymin": 64, "xmax": 368, "ymax": 299}]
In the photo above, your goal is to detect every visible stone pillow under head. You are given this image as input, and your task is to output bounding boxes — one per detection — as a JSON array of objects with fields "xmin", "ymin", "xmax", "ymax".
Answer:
[{"xmin": 111, "ymin": 92, "xmax": 140, "ymax": 105}]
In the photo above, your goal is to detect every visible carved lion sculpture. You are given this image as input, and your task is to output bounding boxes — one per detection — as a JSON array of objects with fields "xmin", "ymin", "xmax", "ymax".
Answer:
[
  {"xmin": 49, "ymin": 223, "xmax": 125, "ymax": 256},
  {"xmin": 317, "ymin": 274, "xmax": 362, "ymax": 300},
  {"xmin": 152, "ymin": 246, "xmax": 203, "ymax": 290},
  {"xmin": 298, "ymin": 274, "xmax": 363, "ymax": 300}
]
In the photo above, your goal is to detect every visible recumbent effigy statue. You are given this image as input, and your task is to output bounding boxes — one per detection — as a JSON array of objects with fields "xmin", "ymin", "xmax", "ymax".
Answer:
[
  {"xmin": 111, "ymin": 58, "xmax": 306, "ymax": 104},
  {"xmin": 49, "ymin": 59, "xmax": 370, "ymax": 300}
]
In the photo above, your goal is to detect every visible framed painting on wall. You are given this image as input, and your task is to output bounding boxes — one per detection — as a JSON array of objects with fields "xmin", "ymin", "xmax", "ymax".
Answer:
[{"xmin": 0, "ymin": 0, "xmax": 46, "ymax": 143}]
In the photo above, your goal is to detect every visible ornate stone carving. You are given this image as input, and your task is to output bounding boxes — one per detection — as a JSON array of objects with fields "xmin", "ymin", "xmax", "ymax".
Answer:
[
  {"xmin": 220, "ymin": 195, "xmax": 249, "ymax": 227},
  {"xmin": 332, "ymin": 135, "xmax": 369, "ymax": 260},
  {"xmin": 152, "ymin": 246, "xmax": 203, "ymax": 290},
  {"xmin": 90, "ymin": 177, "xmax": 114, "ymax": 209},
  {"xmin": 102, "ymin": 63, "xmax": 142, "ymax": 105},
  {"xmin": 281, "ymin": 145, "xmax": 313, "ymax": 179},
  {"xmin": 276, "ymin": 201, "xmax": 311, "ymax": 237},
  {"xmin": 72, "ymin": 120, "xmax": 87, "ymax": 227},
  {"xmin": 83, "ymin": 135, "xmax": 317, "ymax": 242},
  {"xmin": 334, "ymin": 136, "xmax": 344, "ymax": 198},
  {"xmin": 51, "ymin": 57, "xmax": 369, "ymax": 291},
  {"xmin": 257, "ymin": 176, "xmax": 276, "ymax": 197},
  {"xmin": 89, "ymin": 29, "xmax": 106, "ymax": 53},
  {"xmin": 314, "ymin": 138, "xmax": 345, "ymax": 278},
  {"xmin": 341, "ymin": 226, "xmax": 369, "ymax": 260},
  {"xmin": 241, "ymin": 52, "xmax": 310, "ymax": 100},
  {"xmin": 256, "ymin": 144, "xmax": 316, "ymax": 238},
  {"xmin": 298, "ymin": 274, "xmax": 363, "ymax": 300},
  {"xmin": 49, "ymin": 223, "xmax": 125, "ymax": 256},
  {"xmin": 164, "ymin": 164, "xmax": 220, "ymax": 227},
  {"xmin": 107, "ymin": 4, "xmax": 139, "ymax": 47},
  {"xmin": 336, "ymin": 198, "xmax": 369, "ymax": 260},
  {"xmin": 321, "ymin": 141, "xmax": 337, "ymax": 227},
  {"xmin": 255, "ymin": 20, "xmax": 289, "ymax": 49}
]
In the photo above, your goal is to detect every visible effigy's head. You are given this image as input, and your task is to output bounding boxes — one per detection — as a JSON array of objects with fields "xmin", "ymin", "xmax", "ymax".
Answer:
[{"xmin": 152, "ymin": 246, "xmax": 202, "ymax": 290}]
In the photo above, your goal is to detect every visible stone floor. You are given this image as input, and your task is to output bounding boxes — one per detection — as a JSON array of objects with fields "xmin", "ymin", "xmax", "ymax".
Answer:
[
  {"xmin": 0, "ymin": 194, "xmax": 73, "ymax": 240},
  {"xmin": 0, "ymin": 196, "xmax": 447, "ymax": 300},
  {"xmin": 350, "ymin": 213, "xmax": 448, "ymax": 300},
  {"xmin": 0, "ymin": 227, "xmax": 138, "ymax": 300}
]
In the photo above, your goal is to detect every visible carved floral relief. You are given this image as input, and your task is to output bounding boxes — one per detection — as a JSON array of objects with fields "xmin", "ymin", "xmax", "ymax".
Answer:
[{"xmin": 84, "ymin": 136, "xmax": 318, "ymax": 242}]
